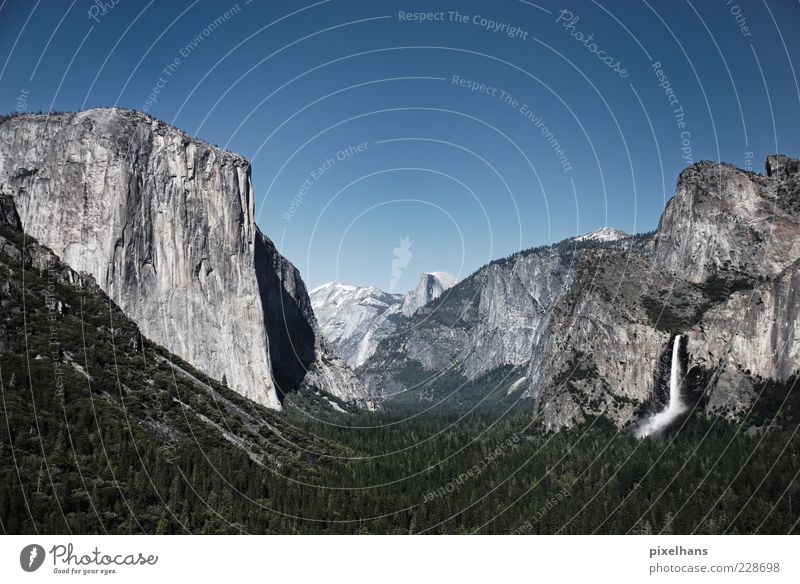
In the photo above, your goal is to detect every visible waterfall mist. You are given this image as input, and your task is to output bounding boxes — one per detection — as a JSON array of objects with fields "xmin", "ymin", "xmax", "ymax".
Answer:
[{"xmin": 635, "ymin": 335, "xmax": 687, "ymax": 438}]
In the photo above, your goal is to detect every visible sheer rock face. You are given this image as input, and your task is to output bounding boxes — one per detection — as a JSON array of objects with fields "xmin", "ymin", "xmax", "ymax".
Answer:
[
  {"xmin": 255, "ymin": 231, "xmax": 372, "ymax": 407},
  {"xmin": 0, "ymin": 109, "xmax": 365, "ymax": 409},
  {"xmin": 462, "ymin": 250, "xmax": 575, "ymax": 380},
  {"xmin": 0, "ymin": 193, "xmax": 21, "ymax": 229},
  {"xmin": 531, "ymin": 252, "xmax": 673, "ymax": 431},
  {"xmin": 310, "ymin": 283, "xmax": 405, "ymax": 369},
  {"xmin": 535, "ymin": 160, "xmax": 798, "ymax": 430},
  {"xmin": 400, "ymin": 272, "xmax": 458, "ymax": 317},
  {"xmin": 687, "ymin": 260, "xmax": 800, "ymax": 417},
  {"xmin": 650, "ymin": 159, "xmax": 800, "ymax": 283}
]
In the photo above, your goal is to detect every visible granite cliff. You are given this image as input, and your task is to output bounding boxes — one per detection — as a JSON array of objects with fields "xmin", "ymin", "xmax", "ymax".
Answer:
[
  {"xmin": 0, "ymin": 108, "xmax": 367, "ymax": 409},
  {"xmin": 533, "ymin": 156, "xmax": 800, "ymax": 430},
  {"xmin": 358, "ymin": 242, "xmax": 584, "ymax": 399}
]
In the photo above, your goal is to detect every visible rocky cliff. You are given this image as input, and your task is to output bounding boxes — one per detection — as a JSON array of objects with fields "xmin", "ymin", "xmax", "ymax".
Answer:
[
  {"xmin": 532, "ymin": 157, "xmax": 799, "ymax": 431},
  {"xmin": 686, "ymin": 258, "xmax": 800, "ymax": 417},
  {"xmin": 310, "ymin": 282, "xmax": 405, "ymax": 368},
  {"xmin": 361, "ymin": 157, "xmax": 800, "ymax": 432},
  {"xmin": 0, "ymin": 108, "xmax": 367, "ymax": 409},
  {"xmin": 256, "ymin": 231, "xmax": 370, "ymax": 406},
  {"xmin": 650, "ymin": 157, "xmax": 800, "ymax": 282},
  {"xmin": 531, "ymin": 246, "xmax": 699, "ymax": 430}
]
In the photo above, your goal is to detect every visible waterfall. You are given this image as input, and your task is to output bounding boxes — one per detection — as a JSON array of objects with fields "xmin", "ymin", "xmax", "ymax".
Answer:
[
  {"xmin": 635, "ymin": 335, "xmax": 686, "ymax": 438},
  {"xmin": 667, "ymin": 334, "xmax": 682, "ymax": 412}
]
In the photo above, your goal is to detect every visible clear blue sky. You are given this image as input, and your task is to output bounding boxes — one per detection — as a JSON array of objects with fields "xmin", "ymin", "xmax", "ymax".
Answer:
[{"xmin": 1, "ymin": 0, "xmax": 798, "ymax": 291}]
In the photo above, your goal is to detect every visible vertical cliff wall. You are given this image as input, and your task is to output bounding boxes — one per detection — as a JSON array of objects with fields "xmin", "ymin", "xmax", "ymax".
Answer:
[
  {"xmin": 0, "ymin": 108, "xmax": 366, "ymax": 409},
  {"xmin": 650, "ymin": 158, "xmax": 800, "ymax": 283},
  {"xmin": 254, "ymin": 228, "xmax": 370, "ymax": 406}
]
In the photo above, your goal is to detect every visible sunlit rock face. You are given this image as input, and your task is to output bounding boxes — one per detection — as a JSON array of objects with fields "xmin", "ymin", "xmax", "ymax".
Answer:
[
  {"xmin": 311, "ymin": 282, "xmax": 405, "ymax": 369},
  {"xmin": 687, "ymin": 259, "xmax": 800, "ymax": 418},
  {"xmin": 0, "ymin": 108, "xmax": 367, "ymax": 409},
  {"xmin": 358, "ymin": 244, "xmax": 579, "ymax": 401},
  {"xmin": 650, "ymin": 158, "xmax": 800, "ymax": 283}
]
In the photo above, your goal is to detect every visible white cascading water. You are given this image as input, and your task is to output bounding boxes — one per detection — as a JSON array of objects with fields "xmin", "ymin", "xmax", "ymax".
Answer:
[{"xmin": 635, "ymin": 335, "xmax": 686, "ymax": 438}]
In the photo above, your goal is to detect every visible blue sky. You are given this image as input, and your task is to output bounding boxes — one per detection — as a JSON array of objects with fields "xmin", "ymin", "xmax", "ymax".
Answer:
[{"xmin": 1, "ymin": 0, "xmax": 798, "ymax": 291}]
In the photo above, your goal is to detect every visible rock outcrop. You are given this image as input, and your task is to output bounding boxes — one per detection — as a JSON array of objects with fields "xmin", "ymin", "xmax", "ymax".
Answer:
[
  {"xmin": 650, "ymin": 158, "xmax": 800, "ymax": 283},
  {"xmin": 687, "ymin": 259, "xmax": 800, "ymax": 417},
  {"xmin": 0, "ymin": 108, "xmax": 367, "ymax": 409}
]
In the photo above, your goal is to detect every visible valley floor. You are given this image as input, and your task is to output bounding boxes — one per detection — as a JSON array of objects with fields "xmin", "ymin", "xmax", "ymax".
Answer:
[{"xmin": 3, "ymin": 371, "xmax": 798, "ymax": 534}]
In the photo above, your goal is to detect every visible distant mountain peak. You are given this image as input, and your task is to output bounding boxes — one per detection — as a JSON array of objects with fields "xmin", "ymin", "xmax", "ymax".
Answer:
[
  {"xmin": 574, "ymin": 227, "xmax": 629, "ymax": 242},
  {"xmin": 310, "ymin": 271, "xmax": 458, "ymax": 367},
  {"xmin": 421, "ymin": 270, "xmax": 458, "ymax": 281},
  {"xmin": 401, "ymin": 271, "xmax": 458, "ymax": 316}
]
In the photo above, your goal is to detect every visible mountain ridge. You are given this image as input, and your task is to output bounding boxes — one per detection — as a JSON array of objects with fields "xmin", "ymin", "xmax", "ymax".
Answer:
[{"xmin": 310, "ymin": 271, "xmax": 457, "ymax": 368}]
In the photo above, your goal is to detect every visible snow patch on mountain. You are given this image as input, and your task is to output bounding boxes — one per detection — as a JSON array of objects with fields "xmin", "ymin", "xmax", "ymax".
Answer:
[{"xmin": 574, "ymin": 227, "xmax": 629, "ymax": 242}]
